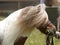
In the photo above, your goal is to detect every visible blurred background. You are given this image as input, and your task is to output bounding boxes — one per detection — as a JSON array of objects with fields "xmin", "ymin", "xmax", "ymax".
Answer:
[
  {"xmin": 0, "ymin": 0, "xmax": 60, "ymax": 45},
  {"xmin": 0, "ymin": 0, "xmax": 60, "ymax": 28}
]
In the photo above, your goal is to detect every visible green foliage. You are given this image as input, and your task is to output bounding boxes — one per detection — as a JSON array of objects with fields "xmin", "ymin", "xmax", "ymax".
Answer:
[
  {"xmin": 0, "ymin": 16, "xmax": 5, "ymax": 20},
  {"xmin": 25, "ymin": 29, "xmax": 60, "ymax": 45},
  {"xmin": 25, "ymin": 29, "xmax": 46, "ymax": 45}
]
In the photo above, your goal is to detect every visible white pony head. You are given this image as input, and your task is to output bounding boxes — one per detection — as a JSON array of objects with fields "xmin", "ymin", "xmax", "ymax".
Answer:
[
  {"xmin": 1, "ymin": 4, "xmax": 56, "ymax": 45},
  {"xmin": 16, "ymin": 4, "xmax": 56, "ymax": 35},
  {"xmin": 14, "ymin": 4, "xmax": 56, "ymax": 45}
]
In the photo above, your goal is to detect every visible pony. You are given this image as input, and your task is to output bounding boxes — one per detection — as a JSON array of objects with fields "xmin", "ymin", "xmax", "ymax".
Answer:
[{"xmin": 0, "ymin": 4, "xmax": 56, "ymax": 45}]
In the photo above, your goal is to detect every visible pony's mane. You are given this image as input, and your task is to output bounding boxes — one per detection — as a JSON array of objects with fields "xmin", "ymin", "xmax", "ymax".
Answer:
[{"xmin": 17, "ymin": 5, "xmax": 48, "ymax": 28}]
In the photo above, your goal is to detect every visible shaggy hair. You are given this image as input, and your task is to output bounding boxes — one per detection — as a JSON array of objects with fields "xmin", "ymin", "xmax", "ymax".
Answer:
[{"xmin": 0, "ymin": 4, "xmax": 55, "ymax": 45}]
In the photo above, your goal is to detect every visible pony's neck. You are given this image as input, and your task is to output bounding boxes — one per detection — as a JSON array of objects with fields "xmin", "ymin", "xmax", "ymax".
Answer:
[
  {"xmin": 3, "ymin": 9, "xmax": 23, "ymax": 24},
  {"xmin": 2, "ymin": 9, "xmax": 33, "ymax": 37}
]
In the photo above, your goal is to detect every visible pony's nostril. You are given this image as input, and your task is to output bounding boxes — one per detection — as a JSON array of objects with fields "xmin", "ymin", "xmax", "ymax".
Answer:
[
  {"xmin": 53, "ymin": 29, "xmax": 56, "ymax": 34},
  {"xmin": 52, "ymin": 28, "xmax": 56, "ymax": 34}
]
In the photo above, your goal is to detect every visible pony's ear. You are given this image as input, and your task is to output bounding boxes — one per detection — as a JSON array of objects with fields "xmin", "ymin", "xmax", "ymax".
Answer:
[
  {"xmin": 21, "ymin": 5, "xmax": 41, "ymax": 19},
  {"xmin": 21, "ymin": 4, "xmax": 41, "ymax": 16},
  {"xmin": 36, "ymin": 4, "xmax": 46, "ymax": 9},
  {"xmin": 25, "ymin": 5, "xmax": 41, "ymax": 17},
  {"xmin": 35, "ymin": 4, "xmax": 41, "ymax": 12}
]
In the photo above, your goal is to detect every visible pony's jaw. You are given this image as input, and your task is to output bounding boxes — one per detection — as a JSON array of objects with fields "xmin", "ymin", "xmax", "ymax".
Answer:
[{"xmin": 37, "ymin": 21, "xmax": 56, "ymax": 35}]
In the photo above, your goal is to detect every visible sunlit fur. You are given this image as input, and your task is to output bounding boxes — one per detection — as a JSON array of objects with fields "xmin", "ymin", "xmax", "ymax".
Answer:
[{"xmin": 0, "ymin": 4, "xmax": 54, "ymax": 45}]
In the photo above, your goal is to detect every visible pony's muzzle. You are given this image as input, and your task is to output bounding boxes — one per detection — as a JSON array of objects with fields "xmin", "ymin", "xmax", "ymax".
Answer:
[
  {"xmin": 46, "ymin": 21, "xmax": 56, "ymax": 36},
  {"xmin": 47, "ymin": 28, "xmax": 56, "ymax": 36}
]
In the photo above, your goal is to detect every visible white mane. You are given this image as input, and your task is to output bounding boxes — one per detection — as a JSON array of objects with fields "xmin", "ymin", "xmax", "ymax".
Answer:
[{"xmin": 0, "ymin": 4, "xmax": 48, "ymax": 45}]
